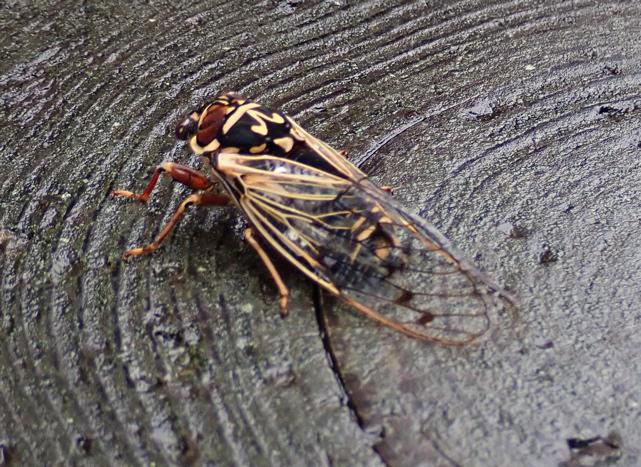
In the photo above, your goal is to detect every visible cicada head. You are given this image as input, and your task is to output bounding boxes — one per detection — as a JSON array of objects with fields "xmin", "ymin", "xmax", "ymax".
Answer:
[
  {"xmin": 175, "ymin": 92, "xmax": 246, "ymax": 155},
  {"xmin": 176, "ymin": 93, "xmax": 298, "ymax": 158}
]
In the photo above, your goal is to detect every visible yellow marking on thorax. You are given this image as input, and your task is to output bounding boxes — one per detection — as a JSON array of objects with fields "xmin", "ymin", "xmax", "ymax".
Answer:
[
  {"xmin": 189, "ymin": 136, "xmax": 205, "ymax": 155},
  {"xmin": 249, "ymin": 143, "xmax": 267, "ymax": 154},
  {"xmin": 273, "ymin": 136, "xmax": 294, "ymax": 153},
  {"xmin": 222, "ymin": 102, "xmax": 261, "ymax": 135},
  {"xmin": 190, "ymin": 136, "xmax": 220, "ymax": 155},
  {"xmin": 202, "ymin": 139, "xmax": 221, "ymax": 153},
  {"xmin": 247, "ymin": 109, "xmax": 286, "ymax": 136}
]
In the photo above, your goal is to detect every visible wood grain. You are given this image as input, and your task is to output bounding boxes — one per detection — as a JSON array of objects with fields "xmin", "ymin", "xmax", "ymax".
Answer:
[{"xmin": 1, "ymin": 0, "xmax": 640, "ymax": 465}]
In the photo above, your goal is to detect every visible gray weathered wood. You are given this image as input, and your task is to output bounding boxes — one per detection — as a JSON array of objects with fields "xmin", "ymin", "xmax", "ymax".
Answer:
[{"xmin": 1, "ymin": 0, "xmax": 639, "ymax": 465}]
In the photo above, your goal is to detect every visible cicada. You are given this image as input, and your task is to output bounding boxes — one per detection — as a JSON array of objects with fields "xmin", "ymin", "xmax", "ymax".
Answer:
[{"xmin": 114, "ymin": 92, "xmax": 516, "ymax": 345}]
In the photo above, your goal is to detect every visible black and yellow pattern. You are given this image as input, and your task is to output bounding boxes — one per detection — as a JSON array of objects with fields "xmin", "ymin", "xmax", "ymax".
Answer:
[{"xmin": 118, "ymin": 92, "xmax": 517, "ymax": 345}]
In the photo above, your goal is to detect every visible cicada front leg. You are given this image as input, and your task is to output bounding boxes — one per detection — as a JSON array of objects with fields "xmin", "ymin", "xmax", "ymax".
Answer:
[
  {"xmin": 113, "ymin": 162, "xmax": 213, "ymax": 202},
  {"xmin": 244, "ymin": 227, "xmax": 290, "ymax": 317},
  {"xmin": 123, "ymin": 191, "xmax": 231, "ymax": 258},
  {"xmin": 114, "ymin": 162, "xmax": 231, "ymax": 258}
]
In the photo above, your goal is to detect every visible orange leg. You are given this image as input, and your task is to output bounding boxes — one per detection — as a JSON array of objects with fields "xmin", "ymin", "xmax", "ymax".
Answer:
[
  {"xmin": 244, "ymin": 228, "xmax": 290, "ymax": 317},
  {"xmin": 124, "ymin": 192, "xmax": 230, "ymax": 258},
  {"xmin": 113, "ymin": 162, "xmax": 214, "ymax": 202}
]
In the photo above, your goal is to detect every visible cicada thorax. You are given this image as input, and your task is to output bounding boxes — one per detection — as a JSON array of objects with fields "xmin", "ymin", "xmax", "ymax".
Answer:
[
  {"xmin": 180, "ymin": 95, "xmax": 297, "ymax": 157},
  {"xmin": 217, "ymin": 104, "xmax": 297, "ymax": 156},
  {"xmin": 177, "ymin": 94, "xmax": 347, "ymax": 178}
]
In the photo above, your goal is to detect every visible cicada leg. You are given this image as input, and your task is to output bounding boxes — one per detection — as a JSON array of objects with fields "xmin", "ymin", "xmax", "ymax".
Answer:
[
  {"xmin": 123, "ymin": 192, "xmax": 230, "ymax": 258},
  {"xmin": 113, "ymin": 162, "xmax": 213, "ymax": 202},
  {"xmin": 244, "ymin": 227, "xmax": 290, "ymax": 317}
]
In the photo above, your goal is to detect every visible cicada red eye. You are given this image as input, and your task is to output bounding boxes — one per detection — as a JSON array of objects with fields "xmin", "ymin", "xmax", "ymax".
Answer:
[
  {"xmin": 175, "ymin": 112, "xmax": 199, "ymax": 141},
  {"xmin": 196, "ymin": 103, "xmax": 228, "ymax": 146}
]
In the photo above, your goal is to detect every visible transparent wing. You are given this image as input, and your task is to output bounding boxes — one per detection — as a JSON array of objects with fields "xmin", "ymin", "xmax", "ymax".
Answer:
[
  {"xmin": 323, "ymin": 181, "xmax": 517, "ymax": 344},
  {"xmin": 228, "ymin": 154, "xmax": 516, "ymax": 345}
]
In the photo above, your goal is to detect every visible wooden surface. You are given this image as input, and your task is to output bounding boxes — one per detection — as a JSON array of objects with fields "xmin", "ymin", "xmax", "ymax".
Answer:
[{"xmin": 1, "ymin": 0, "xmax": 640, "ymax": 465}]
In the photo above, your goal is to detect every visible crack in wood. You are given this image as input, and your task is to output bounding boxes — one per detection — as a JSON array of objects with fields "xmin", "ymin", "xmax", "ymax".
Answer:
[{"xmin": 312, "ymin": 286, "xmax": 388, "ymax": 467}]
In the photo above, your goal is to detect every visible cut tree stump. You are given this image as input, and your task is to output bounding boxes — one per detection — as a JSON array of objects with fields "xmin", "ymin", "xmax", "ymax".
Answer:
[{"xmin": 1, "ymin": 1, "xmax": 639, "ymax": 465}]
